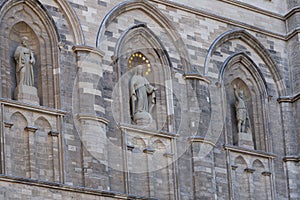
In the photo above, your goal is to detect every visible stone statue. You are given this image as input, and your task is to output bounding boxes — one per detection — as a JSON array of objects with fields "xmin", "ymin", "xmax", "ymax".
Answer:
[
  {"xmin": 130, "ymin": 65, "xmax": 156, "ymax": 125},
  {"xmin": 233, "ymin": 85, "xmax": 250, "ymax": 133},
  {"xmin": 14, "ymin": 36, "xmax": 35, "ymax": 87}
]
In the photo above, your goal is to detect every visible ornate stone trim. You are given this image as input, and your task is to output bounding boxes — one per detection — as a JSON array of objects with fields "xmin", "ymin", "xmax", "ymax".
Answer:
[
  {"xmin": 183, "ymin": 73, "xmax": 211, "ymax": 84},
  {"xmin": 72, "ymin": 45, "xmax": 105, "ymax": 58},
  {"xmin": 77, "ymin": 114, "xmax": 109, "ymax": 125},
  {"xmin": 189, "ymin": 136, "xmax": 216, "ymax": 147},
  {"xmin": 224, "ymin": 145, "xmax": 276, "ymax": 158}
]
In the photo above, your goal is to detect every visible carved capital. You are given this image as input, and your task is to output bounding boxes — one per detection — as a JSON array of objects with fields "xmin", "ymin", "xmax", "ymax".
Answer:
[
  {"xmin": 262, "ymin": 171, "xmax": 272, "ymax": 176},
  {"xmin": 25, "ymin": 126, "xmax": 38, "ymax": 133},
  {"xmin": 127, "ymin": 144, "xmax": 135, "ymax": 151},
  {"xmin": 4, "ymin": 121, "xmax": 13, "ymax": 128},
  {"xmin": 143, "ymin": 147, "xmax": 155, "ymax": 154},
  {"xmin": 244, "ymin": 168, "xmax": 255, "ymax": 173},
  {"xmin": 48, "ymin": 130, "xmax": 59, "ymax": 137},
  {"xmin": 163, "ymin": 152, "xmax": 174, "ymax": 158},
  {"xmin": 231, "ymin": 165, "xmax": 238, "ymax": 170}
]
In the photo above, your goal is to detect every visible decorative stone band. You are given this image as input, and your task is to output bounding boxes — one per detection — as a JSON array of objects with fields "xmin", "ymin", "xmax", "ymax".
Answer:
[
  {"xmin": 277, "ymin": 92, "xmax": 300, "ymax": 103},
  {"xmin": 72, "ymin": 45, "xmax": 105, "ymax": 58},
  {"xmin": 77, "ymin": 114, "xmax": 109, "ymax": 125},
  {"xmin": 24, "ymin": 126, "xmax": 38, "ymax": 133},
  {"xmin": 188, "ymin": 136, "xmax": 216, "ymax": 147},
  {"xmin": 183, "ymin": 73, "xmax": 211, "ymax": 84},
  {"xmin": 224, "ymin": 144, "xmax": 276, "ymax": 159}
]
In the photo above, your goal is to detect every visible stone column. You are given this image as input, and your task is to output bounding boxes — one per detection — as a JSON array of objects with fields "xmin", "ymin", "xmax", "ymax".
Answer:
[
  {"xmin": 25, "ymin": 125, "xmax": 38, "ymax": 179},
  {"xmin": 73, "ymin": 46, "xmax": 110, "ymax": 190},
  {"xmin": 244, "ymin": 167, "xmax": 255, "ymax": 200},
  {"xmin": 190, "ymin": 137, "xmax": 216, "ymax": 200},
  {"xmin": 48, "ymin": 130, "xmax": 60, "ymax": 182}
]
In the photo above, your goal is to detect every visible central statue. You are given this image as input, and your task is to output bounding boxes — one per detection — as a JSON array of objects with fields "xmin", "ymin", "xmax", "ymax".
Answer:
[{"xmin": 130, "ymin": 65, "xmax": 156, "ymax": 125}]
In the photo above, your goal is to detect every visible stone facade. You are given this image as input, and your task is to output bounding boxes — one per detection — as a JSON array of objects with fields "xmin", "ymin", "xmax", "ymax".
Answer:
[{"xmin": 0, "ymin": 0, "xmax": 299, "ymax": 199}]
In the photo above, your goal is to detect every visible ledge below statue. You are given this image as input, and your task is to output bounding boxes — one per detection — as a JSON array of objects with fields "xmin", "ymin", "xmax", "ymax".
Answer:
[{"xmin": 14, "ymin": 85, "xmax": 40, "ymax": 105}]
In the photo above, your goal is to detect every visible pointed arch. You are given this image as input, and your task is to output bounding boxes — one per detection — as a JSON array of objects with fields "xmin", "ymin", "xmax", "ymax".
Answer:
[
  {"xmin": 96, "ymin": 0, "xmax": 191, "ymax": 72},
  {"xmin": 205, "ymin": 29, "xmax": 286, "ymax": 96},
  {"xmin": 219, "ymin": 52, "xmax": 268, "ymax": 97},
  {"xmin": 0, "ymin": 0, "xmax": 61, "ymax": 108},
  {"xmin": 34, "ymin": 116, "xmax": 52, "ymax": 130}
]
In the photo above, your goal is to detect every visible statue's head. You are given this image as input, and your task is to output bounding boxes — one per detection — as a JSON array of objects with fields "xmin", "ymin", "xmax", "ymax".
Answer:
[
  {"xmin": 238, "ymin": 90, "xmax": 244, "ymax": 98},
  {"xmin": 21, "ymin": 36, "xmax": 29, "ymax": 47},
  {"xmin": 136, "ymin": 65, "xmax": 143, "ymax": 75}
]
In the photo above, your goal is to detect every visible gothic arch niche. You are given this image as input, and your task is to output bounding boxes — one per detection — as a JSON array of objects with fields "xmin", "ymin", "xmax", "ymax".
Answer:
[
  {"xmin": 221, "ymin": 53, "xmax": 269, "ymax": 151},
  {"xmin": 9, "ymin": 22, "xmax": 40, "ymax": 100},
  {"xmin": 113, "ymin": 24, "xmax": 173, "ymax": 132},
  {"xmin": 0, "ymin": 0, "xmax": 60, "ymax": 108}
]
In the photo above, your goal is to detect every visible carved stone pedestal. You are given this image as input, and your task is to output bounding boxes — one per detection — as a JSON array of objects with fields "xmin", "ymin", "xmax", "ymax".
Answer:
[
  {"xmin": 237, "ymin": 132, "xmax": 254, "ymax": 149},
  {"xmin": 133, "ymin": 111, "xmax": 152, "ymax": 126},
  {"xmin": 14, "ymin": 85, "xmax": 39, "ymax": 105}
]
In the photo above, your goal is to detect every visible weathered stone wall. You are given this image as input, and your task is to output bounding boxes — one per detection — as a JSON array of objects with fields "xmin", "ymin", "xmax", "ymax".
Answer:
[{"xmin": 0, "ymin": 0, "xmax": 299, "ymax": 199}]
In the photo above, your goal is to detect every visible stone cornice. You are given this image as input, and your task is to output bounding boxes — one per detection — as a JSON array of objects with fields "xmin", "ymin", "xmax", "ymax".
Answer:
[
  {"xmin": 72, "ymin": 45, "xmax": 105, "ymax": 58},
  {"xmin": 277, "ymin": 92, "xmax": 300, "ymax": 103},
  {"xmin": 224, "ymin": 144, "xmax": 276, "ymax": 158},
  {"xmin": 77, "ymin": 114, "xmax": 109, "ymax": 125},
  {"xmin": 183, "ymin": 73, "xmax": 211, "ymax": 84},
  {"xmin": 0, "ymin": 98, "xmax": 66, "ymax": 116}
]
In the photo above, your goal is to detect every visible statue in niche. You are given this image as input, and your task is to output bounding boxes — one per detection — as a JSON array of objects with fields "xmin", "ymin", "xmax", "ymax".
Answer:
[
  {"xmin": 233, "ymin": 85, "xmax": 250, "ymax": 133},
  {"xmin": 130, "ymin": 65, "xmax": 156, "ymax": 125},
  {"xmin": 13, "ymin": 36, "xmax": 39, "ymax": 105},
  {"xmin": 14, "ymin": 36, "xmax": 35, "ymax": 87}
]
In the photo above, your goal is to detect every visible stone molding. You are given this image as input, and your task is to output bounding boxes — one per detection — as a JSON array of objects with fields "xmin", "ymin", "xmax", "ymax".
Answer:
[
  {"xmin": 25, "ymin": 126, "xmax": 38, "ymax": 133},
  {"xmin": 72, "ymin": 45, "xmax": 105, "ymax": 58},
  {"xmin": 48, "ymin": 130, "xmax": 60, "ymax": 137},
  {"xmin": 283, "ymin": 156, "xmax": 300, "ymax": 162},
  {"xmin": 224, "ymin": 145, "xmax": 276, "ymax": 158},
  {"xmin": 119, "ymin": 123, "xmax": 178, "ymax": 139},
  {"xmin": 77, "ymin": 114, "xmax": 109, "ymax": 125},
  {"xmin": 183, "ymin": 73, "xmax": 211, "ymax": 84},
  {"xmin": 0, "ymin": 98, "xmax": 66, "ymax": 116},
  {"xmin": 0, "ymin": 175, "xmax": 153, "ymax": 200},
  {"xmin": 277, "ymin": 92, "xmax": 300, "ymax": 103},
  {"xmin": 244, "ymin": 168, "xmax": 255, "ymax": 173},
  {"xmin": 3, "ymin": 121, "xmax": 13, "ymax": 128},
  {"xmin": 188, "ymin": 136, "xmax": 216, "ymax": 147}
]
